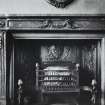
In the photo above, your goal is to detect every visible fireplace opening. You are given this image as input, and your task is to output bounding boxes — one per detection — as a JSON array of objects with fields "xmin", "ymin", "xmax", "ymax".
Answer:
[{"xmin": 13, "ymin": 39, "xmax": 100, "ymax": 105}]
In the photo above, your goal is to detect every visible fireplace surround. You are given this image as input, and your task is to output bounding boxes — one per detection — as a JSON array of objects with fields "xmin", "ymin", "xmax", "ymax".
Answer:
[{"xmin": 0, "ymin": 15, "xmax": 105, "ymax": 105}]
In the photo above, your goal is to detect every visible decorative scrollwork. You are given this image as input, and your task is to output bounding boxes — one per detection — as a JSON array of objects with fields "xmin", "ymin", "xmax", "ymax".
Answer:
[
  {"xmin": 42, "ymin": 19, "xmax": 81, "ymax": 29},
  {"xmin": 37, "ymin": 20, "xmax": 50, "ymax": 28},
  {"xmin": 65, "ymin": 19, "xmax": 81, "ymax": 29}
]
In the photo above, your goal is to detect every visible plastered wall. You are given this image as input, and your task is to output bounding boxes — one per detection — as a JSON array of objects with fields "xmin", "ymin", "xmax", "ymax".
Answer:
[{"xmin": 0, "ymin": 0, "xmax": 105, "ymax": 14}]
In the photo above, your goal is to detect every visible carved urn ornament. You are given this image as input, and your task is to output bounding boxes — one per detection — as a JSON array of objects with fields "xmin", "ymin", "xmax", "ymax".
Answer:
[{"xmin": 46, "ymin": 0, "xmax": 74, "ymax": 8}]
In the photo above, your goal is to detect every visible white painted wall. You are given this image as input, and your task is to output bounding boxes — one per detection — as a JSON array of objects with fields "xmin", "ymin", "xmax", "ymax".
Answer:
[{"xmin": 0, "ymin": 0, "xmax": 105, "ymax": 14}]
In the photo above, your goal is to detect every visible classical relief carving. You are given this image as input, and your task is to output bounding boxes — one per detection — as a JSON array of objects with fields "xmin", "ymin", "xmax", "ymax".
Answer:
[
  {"xmin": 8, "ymin": 20, "xmax": 50, "ymax": 29},
  {"xmin": 8, "ymin": 19, "xmax": 81, "ymax": 30},
  {"xmin": 50, "ymin": 19, "xmax": 79, "ymax": 29},
  {"xmin": 0, "ymin": 16, "xmax": 104, "ymax": 31}
]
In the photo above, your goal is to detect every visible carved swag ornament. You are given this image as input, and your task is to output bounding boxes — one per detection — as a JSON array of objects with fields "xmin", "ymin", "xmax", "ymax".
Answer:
[{"xmin": 46, "ymin": 0, "xmax": 74, "ymax": 8}]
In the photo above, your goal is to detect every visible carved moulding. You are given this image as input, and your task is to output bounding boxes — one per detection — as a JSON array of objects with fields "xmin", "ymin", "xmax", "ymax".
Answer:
[{"xmin": 0, "ymin": 32, "xmax": 6, "ymax": 105}]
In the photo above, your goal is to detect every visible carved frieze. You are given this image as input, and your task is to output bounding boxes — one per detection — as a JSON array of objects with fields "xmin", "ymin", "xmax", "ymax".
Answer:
[
  {"xmin": 8, "ymin": 19, "xmax": 80, "ymax": 30},
  {"xmin": 6, "ymin": 17, "xmax": 105, "ymax": 31},
  {"xmin": 0, "ymin": 16, "xmax": 104, "ymax": 31}
]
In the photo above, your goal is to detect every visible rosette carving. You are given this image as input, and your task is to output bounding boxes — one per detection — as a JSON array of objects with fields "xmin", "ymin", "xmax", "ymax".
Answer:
[{"xmin": 0, "ymin": 20, "xmax": 5, "ymax": 28}]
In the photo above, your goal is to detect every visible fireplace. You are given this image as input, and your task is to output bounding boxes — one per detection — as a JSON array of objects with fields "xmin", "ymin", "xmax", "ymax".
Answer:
[
  {"xmin": 0, "ymin": 15, "xmax": 105, "ymax": 105},
  {"xmin": 13, "ymin": 38, "xmax": 99, "ymax": 105}
]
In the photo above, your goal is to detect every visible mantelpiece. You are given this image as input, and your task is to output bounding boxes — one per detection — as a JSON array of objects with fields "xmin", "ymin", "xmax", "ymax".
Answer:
[
  {"xmin": 0, "ymin": 15, "xmax": 105, "ymax": 31},
  {"xmin": 0, "ymin": 15, "xmax": 105, "ymax": 105}
]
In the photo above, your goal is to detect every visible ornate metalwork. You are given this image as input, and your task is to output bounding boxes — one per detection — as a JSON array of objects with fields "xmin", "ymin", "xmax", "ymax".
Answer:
[
  {"xmin": 91, "ymin": 79, "xmax": 97, "ymax": 105},
  {"xmin": 17, "ymin": 79, "xmax": 23, "ymax": 105},
  {"xmin": 82, "ymin": 44, "xmax": 96, "ymax": 74},
  {"xmin": 41, "ymin": 45, "xmax": 80, "ymax": 63}
]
